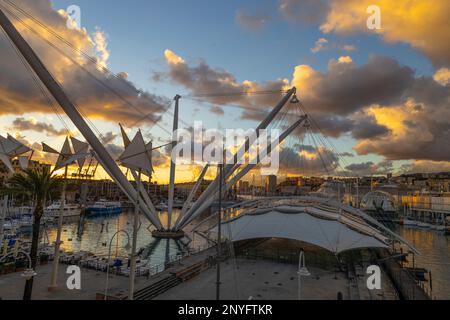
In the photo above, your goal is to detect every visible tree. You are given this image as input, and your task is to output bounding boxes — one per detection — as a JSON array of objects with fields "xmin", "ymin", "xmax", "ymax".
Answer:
[{"xmin": 1, "ymin": 166, "xmax": 61, "ymax": 300}]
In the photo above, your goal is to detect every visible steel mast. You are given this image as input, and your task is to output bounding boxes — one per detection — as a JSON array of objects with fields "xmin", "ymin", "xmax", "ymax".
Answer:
[{"xmin": 167, "ymin": 95, "xmax": 181, "ymax": 231}]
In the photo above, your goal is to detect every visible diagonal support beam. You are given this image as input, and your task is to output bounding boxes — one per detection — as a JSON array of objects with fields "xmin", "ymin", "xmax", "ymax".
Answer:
[
  {"xmin": 177, "ymin": 115, "xmax": 308, "ymax": 230},
  {"xmin": 0, "ymin": 8, "xmax": 163, "ymax": 229},
  {"xmin": 175, "ymin": 88, "xmax": 297, "ymax": 230}
]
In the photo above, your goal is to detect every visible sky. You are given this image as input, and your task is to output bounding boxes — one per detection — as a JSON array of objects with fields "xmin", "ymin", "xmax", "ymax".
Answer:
[{"xmin": 0, "ymin": 0, "xmax": 449, "ymax": 183}]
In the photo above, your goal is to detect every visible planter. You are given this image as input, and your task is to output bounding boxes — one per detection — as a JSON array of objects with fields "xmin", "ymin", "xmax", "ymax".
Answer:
[{"xmin": 3, "ymin": 262, "xmax": 15, "ymax": 274}]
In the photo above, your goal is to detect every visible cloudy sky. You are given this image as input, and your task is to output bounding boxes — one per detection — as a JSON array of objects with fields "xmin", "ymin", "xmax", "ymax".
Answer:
[{"xmin": 0, "ymin": 0, "xmax": 449, "ymax": 182}]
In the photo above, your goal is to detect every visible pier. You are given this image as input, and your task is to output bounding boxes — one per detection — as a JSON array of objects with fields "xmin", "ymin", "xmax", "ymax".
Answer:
[{"xmin": 376, "ymin": 249, "xmax": 430, "ymax": 300}]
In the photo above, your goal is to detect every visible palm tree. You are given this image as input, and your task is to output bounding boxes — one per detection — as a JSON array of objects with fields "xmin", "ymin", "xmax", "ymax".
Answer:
[{"xmin": 1, "ymin": 166, "xmax": 61, "ymax": 300}]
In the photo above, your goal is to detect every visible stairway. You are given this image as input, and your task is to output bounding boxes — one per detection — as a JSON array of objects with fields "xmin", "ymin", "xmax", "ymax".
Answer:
[{"xmin": 133, "ymin": 275, "xmax": 182, "ymax": 300}]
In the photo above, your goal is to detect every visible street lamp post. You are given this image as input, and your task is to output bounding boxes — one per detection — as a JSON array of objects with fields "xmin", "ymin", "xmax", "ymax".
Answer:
[
  {"xmin": 297, "ymin": 251, "xmax": 311, "ymax": 300},
  {"xmin": 49, "ymin": 164, "xmax": 68, "ymax": 291},
  {"xmin": 104, "ymin": 230, "xmax": 131, "ymax": 300}
]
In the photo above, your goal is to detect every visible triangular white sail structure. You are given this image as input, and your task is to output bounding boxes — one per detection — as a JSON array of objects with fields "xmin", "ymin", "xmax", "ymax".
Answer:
[
  {"xmin": 118, "ymin": 127, "xmax": 161, "ymax": 228},
  {"xmin": 42, "ymin": 137, "xmax": 90, "ymax": 172},
  {"xmin": 118, "ymin": 130, "xmax": 153, "ymax": 177},
  {"xmin": 0, "ymin": 134, "xmax": 32, "ymax": 173},
  {"xmin": 54, "ymin": 137, "xmax": 73, "ymax": 171},
  {"xmin": 42, "ymin": 143, "xmax": 60, "ymax": 155},
  {"xmin": 70, "ymin": 136, "xmax": 89, "ymax": 168},
  {"xmin": 120, "ymin": 124, "xmax": 131, "ymax": 149},
  {"xmin": 0, "ymin": 4, "xmax": 305, "ymax": 233},
  {"xmin": 0, "ymin": 153, "xmax": 13, "ymax": 173},
  {"xmin": 18, "ymin": 156, "xmax": 29, "ymax": 170},
  {"xmin": 7, "ymin": 134, "xmax": 31, "ymax": 156},
  {"xmin": 0, "ymin": 135, "xmax": 17, "ymax": 154}
]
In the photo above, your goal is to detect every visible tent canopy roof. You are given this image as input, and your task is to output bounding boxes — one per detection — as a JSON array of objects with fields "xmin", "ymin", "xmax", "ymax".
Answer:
[{"xmin": 219, "ymin": 200, "xmax": 391, "ymax": 254}]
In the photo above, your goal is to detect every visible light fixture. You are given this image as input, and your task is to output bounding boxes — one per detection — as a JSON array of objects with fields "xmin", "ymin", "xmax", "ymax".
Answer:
[
  {"xmin": 303, "ymin": 120, "xmax": 311, "ymax": 129},
  {"xmin": 298, "ymin": 251, "xmax": 311, "ymax": 277},
  {"xmin": 290, "ymin": 94, "xmax": 300, "ymax": 104},
  {"xmin": 21, "ymin": 268, "xmax": 37, "ymax": 280},
  {"xmin": 298, "ymin": 266, "xmax": 311, "ymax": 277}
]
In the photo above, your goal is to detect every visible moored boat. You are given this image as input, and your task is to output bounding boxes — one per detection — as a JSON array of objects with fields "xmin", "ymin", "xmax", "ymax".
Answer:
[
  {"xmin": 417, "ymin": 221, "xmax": 431, "ymax": 228},
  {"xmin": 44, "ymin": 201, "xmax": 81, "ymax": 218},
  {"xmin": 86, "ymin": 200, "xmax": 122, "ymax": 216},
  {"xmin": 402, "ymin": 218, "xmax": 418, "ymax": 226}
]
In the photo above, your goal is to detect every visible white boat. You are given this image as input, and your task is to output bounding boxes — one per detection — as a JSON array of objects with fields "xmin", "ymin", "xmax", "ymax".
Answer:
[
  {"xmin": 433, "ymin": 225, "xmax": 446, "ymax": 231},
  {"xmin": 44, "ymin": 201, "xmax": 81, "ymax": 218},
  {"xmin": 86, "ymin": 200, "xmax": 122, "ymax": 216},
  {"xmin": 417, "ymin": 222, "xmax": 431, "ymax": 228},
  {"xmin": 8, "ymin": 206, "xmax": 34, "ymax": 217},
  {"xmin": 403, "ymin": 218, "xmax": 417, "ymax": 226},
  {"xmin": 3, "ymin": 221, "xmax": 13, "ymax": 230}
]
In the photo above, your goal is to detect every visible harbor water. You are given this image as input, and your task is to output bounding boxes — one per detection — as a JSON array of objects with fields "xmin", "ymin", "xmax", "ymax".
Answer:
[
  {"xmin": 34, "ymin": 210, "xmax": 207, "ymax": 269},
  {"xmin": 396, "ymin": 225, "xmax": 450, "ymax": 300}
]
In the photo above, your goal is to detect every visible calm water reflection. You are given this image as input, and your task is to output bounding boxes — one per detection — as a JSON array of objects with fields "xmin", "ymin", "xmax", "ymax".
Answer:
[
  {"xmin": 397, "ymin": 226, "xmax": 450, "ymax": 300},
  {"xmin": 40, "ymin": 210, "xmax": 205, "ymax": 267}
]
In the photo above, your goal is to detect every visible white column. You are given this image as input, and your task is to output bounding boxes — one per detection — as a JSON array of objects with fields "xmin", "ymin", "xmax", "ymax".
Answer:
[
  {"xmin": 129, "ymin": 170, "xmax": 141, "ymax": 300},
  {"xmin": 167, "ymin": 95, "xmax": 180, "ymax": 231},
  {"xmin": 49, "ymin": 165, "xmax": 68, "ymax": 291}
]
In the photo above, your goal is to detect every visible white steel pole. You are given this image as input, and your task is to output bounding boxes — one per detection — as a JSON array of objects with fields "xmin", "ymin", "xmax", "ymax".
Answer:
[
  {"xmin": 128, "ymin": 169, "xmax": 141, "ymax": 300},
  {"xmin": 180, "ymin": 116, "xmax": 307, "ymax": 228},
  {"xmin": 49, "ymin": 164, "xmax": 68, "ymax": 291},
  {"xmin": 176, "ymin": 88, "xmax": 296, "ymax": 230},
  {"xmin": 167, "ymin": 95, "xmax": 180, "ymax": 231}
]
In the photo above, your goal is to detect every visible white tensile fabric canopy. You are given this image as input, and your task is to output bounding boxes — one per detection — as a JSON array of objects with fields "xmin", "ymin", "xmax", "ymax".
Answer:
[
  {"xmin": 118, "ymin": 130, "xmax": 154, "ymax": 177},
  {"xmin": 0, "ymin": 134, "xmax": 32, "ymax": 172},
  {"xmin": 219, "ymin": 204, "xmax": 389, "ymax": 254}
]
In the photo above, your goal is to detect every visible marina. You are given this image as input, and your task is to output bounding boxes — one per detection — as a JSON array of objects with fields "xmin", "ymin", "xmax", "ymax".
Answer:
[{"xmin": 0, "ymin": 0, "xmax": 449, "ymax": 306}]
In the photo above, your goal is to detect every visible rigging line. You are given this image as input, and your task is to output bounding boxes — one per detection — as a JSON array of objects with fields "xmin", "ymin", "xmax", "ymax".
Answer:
[
  {"xmin": 308, "ymin": 128, "xmax": 331, "ymax": 176},
  {"xmin": 310, "ymin": 124, "xmax": 350, "ymax": 177},
  {"xmin": 5, "ymin": 6, "xmax": 108, "ymax": 142},
  {"xmin": 3, "ymin": 0, "xmax": 143, "ymax": 96},
  {"xmin": 0, "ymin": 4, "xmax": 105, "ymax": 139},
  {"xmin": 298, "ymin": 104, "xmax": 352, "ymax": 176},
  {"xmin": 316, "ymin": 132, "xmax": 349, "ymax": 177},
  {"xmin": 1, "ymin": 4, "xmax": 171, "ymax": 137},
  {"xmin": 310, "ymin": 119, "xmax": 349, "ymax": 170},
  {"xmin": 185, "ymin": 96, "xmax": 303, "ymax": 119},
  {"xmin": 0, "ymin": 22, "xmax": 72, "ymax": 136},
  {"xmin": 300, "ymin": 103, "xmax": 352, "ymax": 172},
  {"xmin": 127, "ymin": 100, "xmax": 173, "ymax": 129},
  {"xmin": 5, "ymin": 0, "xmax": 189, "ymax": 140},
  {"xmin": 186, "ymin": 89, "xmax": 288, "ymax": 98}
]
